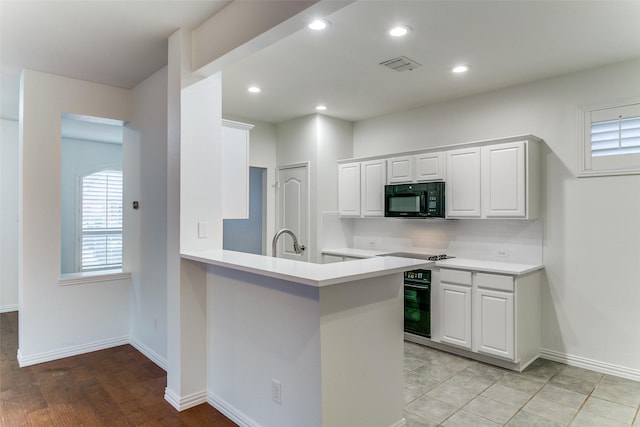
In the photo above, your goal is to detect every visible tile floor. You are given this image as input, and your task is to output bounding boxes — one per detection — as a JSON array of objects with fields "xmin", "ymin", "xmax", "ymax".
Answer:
[{"xmin": 403, "ymin": 341, "xmax": 640, "ymax": 426}]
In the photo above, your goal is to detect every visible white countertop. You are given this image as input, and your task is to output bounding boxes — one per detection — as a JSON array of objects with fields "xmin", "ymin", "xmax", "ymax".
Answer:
[
  {"xmin": 435, "ymin": 258, "xmax": 543, "ymax": 276},
  {"xmin": 321, "ymin": 248, "xmax": 387, "ymax": 258},
  {"xmin": 181, "ymin": 250, "xmax": 430, "ymax": 287},
  {"xmin": 321, "ymin": 248, "xmax": 543, "ymax": 276}
]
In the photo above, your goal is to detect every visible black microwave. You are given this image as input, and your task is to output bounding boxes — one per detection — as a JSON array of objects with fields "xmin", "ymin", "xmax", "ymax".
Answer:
[{"xmin": 385, "ymin": 182, "xmax": 445, "ymax": 218}]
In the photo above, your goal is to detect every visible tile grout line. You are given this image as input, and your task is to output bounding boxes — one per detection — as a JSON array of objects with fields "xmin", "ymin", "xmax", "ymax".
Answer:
[
  {"xmin": 405, "ymin": 345, "xmax": 640, "ymax": 427},
  {"xmin": 564, "ymin": 373, "xmax": 603, "ymax": 426},
  {"xmin": 500, "ymin": 375, "xmax": 550, "ymax": 426},
  {"xmin": 441, "ymin": 377, "xmax": 509, "ymax": 427}
]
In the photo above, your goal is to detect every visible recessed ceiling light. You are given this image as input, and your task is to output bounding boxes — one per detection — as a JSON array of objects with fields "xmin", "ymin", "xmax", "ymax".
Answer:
[
  {"xmin": 452, "ymin": 65, "xmax": 470, "ymax": 73},
  {"xmin": 388, "ymin": 25, "xmax": 411, "ymax": 37},
  {"xmin": 308, "ymin": 19, "xmax": 329, "ymax": 31},
  {"xmin": 315, "ymin": 105, "xmax": 327, "ymax": 111},
  {"xmin": 247, "ymin": 86, "xmax": 261, "ymax": 93}
]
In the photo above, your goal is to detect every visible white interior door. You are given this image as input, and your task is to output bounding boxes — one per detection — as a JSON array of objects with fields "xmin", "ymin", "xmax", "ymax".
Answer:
[{"xmin": 276, "ymin": 164, "xmax": 309, "ymax": 261}]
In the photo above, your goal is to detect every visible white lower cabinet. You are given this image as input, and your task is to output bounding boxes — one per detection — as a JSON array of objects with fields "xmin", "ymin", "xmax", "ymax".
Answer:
[
  {"xmin": 434, "ymin": 268, "xmax": 540, "ymax": 370},
  {"xmin": 440, "ymin": 283, "xmax": 472, "ymax": 349},
  {"xmin": 474, "ymin": 287, "xmax": 514, "ymax": 359},
  {"xmin": 439, "ymin": 269, "xmax": 472, "ymax": 350}
]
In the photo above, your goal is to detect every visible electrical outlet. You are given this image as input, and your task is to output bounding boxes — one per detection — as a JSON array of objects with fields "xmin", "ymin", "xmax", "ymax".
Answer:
[
  {"xmin": 496, "ymin": 249, "xmax": 509, "ymax": 258},
  {"xmin": 272, "ymin": 379, "xmax": 282, "ymax": 405},
  {"xmin": 368, "ymin": 240, "xmax": 377, "ymax": 248}
]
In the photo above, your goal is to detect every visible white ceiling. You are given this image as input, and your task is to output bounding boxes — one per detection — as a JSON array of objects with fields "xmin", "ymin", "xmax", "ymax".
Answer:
[
  {"xmin": 2, "ymin": 1, "xmax": 640, "ymax": 125},
  {"xmin": 0, "ymin": 0, "xmax": 231, "ymax": 120},
  {"xmin": 222, "ymin": 0, "xmax": 640, "ymax": 123}
]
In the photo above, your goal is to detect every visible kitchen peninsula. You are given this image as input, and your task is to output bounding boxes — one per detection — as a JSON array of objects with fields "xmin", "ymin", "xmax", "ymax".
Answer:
[{"xmin": 181, "ymin": 249, "xmax": 429, "ymax": 427}]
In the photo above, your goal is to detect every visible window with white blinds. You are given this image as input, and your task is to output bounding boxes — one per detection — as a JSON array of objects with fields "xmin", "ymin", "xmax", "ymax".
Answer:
[
  {"xmin": 580, "ymin": 99, "xmax": 640, "ymax": 177},
  {"xmin": 591, "ymin": 115, "xmax": 640, "ymax": 157},
  {"xmin": 80, "ymin": 169, "xmax": 123, "ymax": 270}
]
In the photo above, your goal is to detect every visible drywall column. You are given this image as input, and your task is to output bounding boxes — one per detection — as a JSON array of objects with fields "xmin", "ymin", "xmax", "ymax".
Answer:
[{"xmin": 166, "ymin": 29, "xmax": 218, "ymax": 409}]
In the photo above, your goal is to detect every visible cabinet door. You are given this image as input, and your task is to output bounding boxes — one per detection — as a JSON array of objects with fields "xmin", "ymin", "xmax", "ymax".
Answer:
[
  {"xmin": 481, "ymin": 142, "xmax": 526, "ymax": 217},
  {"xmin": 338, "ymin": 162, "xmax": 361, "ymax": 217},
  {"xmin": 475, "ymin": 288, "xmax": 514, "ymax": 360},
  {"xmin": 361, "ymin": 160, "xmax": 386, "ymax": 217},
  {"xmin": 222, "ymin": 120, "xmax": 253, "ymax": 219},
  {"xmin": 440, "ymin": 282, "xmax": 472, "ymax": 349},
  {"xmin": 415, "ymin": 152, "xmax": 445, "ymax": 181},
  {"xmin": 387, "ymin": 156, "xmax": 413, "ymax": 183},
  {"xmin": 446, "ymin": 148, "xmax": 481, "ymax": 217}
]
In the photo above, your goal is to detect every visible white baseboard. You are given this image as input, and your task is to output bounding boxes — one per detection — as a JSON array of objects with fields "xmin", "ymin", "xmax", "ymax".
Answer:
[
  {"xmin": 0, "ymin": 304, "xmax": 18, "ymax": 313},
  {"xmin": 164, "ymin": 387, "xmax": 207, "ymax": 411},
  {"xmin": 540, "ymin": 348, "xmax": 640, "ymax": 382},
  {"xmin": 129, "ymin": 336, "xmax": 167, "ymax": 371},
  {"xmin": 207, "ymin": 392, "xmax": 260, "ymax": 427},
  {"xmin": 17, "ymin": 335, "xmax": 129, "ymax": 367}
]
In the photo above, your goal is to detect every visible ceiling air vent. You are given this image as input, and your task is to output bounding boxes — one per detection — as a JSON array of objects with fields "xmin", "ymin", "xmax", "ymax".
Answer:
[{"xmin": 380, "ymin": 56, "xmax": 422, "ymax": 72}]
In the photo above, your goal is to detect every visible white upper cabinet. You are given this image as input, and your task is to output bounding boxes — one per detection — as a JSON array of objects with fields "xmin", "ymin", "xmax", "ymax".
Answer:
[
  {"xmin": 447, "ymin": 138, "xmax": 540, "ymax": 219},
  {"xmin": 338, "ymin": 159, "xmax": 386, "ymax": 218},
  {"xmin": 446, "ymin": 147, "xmax": 482, "ymax": 218},
  {"xmin": 222, "ymin": 120, "xmax": 253, "ymax": 219},
  {"xmin": 338, "ymin": 162, "xmax": 361, "ymax": 217},
  {"xmin": 361, "ymin": 159, "xmax": 387, "ymax": 217},
  {"xmin": 387, "ymin": 156, "xmax": 413, "ymax": 183},
  {"xmin": 338, "ymin": 135, "xmax": 541, "ymax": 220},
  {"xmin": 415, "ymin": 152, "xmax": 445, "ymax": 181},
  {"xmin": 482, "ymin": 142, "xmax": 526, "ymax": 217}
]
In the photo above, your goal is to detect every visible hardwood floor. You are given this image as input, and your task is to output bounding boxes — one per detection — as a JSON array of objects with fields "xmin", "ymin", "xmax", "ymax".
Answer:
[{"xmin": 0, "ymin": 312, "xmax": 236, "ymax": 426}]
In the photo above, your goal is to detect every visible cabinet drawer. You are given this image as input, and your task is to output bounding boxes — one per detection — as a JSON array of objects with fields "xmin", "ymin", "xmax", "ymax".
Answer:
[
  {"xmin": 440, "ymin": 269, "xmax": 472, "ymax": 286},
  {"xmin": 476, "ymin": 273, "xmax": 514, "ymax": 292}
]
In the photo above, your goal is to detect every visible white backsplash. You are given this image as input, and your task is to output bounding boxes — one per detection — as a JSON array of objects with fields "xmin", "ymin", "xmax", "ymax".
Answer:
[{"xmin": 322, "ymin": 213, "xmax": 542, "ymax": 265}]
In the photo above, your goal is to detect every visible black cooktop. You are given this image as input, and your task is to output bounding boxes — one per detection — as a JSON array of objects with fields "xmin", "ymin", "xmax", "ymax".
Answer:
[{"xmin": 379, "ymin": 252, "xmax": 454, "ymax": 261}]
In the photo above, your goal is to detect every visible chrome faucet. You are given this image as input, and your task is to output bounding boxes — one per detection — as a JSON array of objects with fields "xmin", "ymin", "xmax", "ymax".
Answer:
[{"xmin": 272, "ymin": 228, "xmax": 305, "ymax": 257}]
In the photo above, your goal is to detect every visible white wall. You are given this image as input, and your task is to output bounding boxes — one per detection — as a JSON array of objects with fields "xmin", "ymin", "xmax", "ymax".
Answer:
[
  {"xmin": 207, "ymin": 266, "xmax": 322, "ymax": 427},
  {"xmin": 1, "ymin": 119, "xmax": 19, "ymax": 312},
  {"xmin": 276, "ymin": 114, "xmax": 353, "ymax": 262},
  {"xmin": 126, "ymin": 66, "xmax": 169, "ymax": 367},
  {"xmin": 276, "ymin": 115, "xmax": 319, "ymax": 260},
  {"xmin": 317, "ymin": 115, "xmax": 353, "ymax": 211},
  {"xmin": 351, "ymin": 219, "xmax": 542, "ymax": 265},
  {"xmin": 206, "ymin": 265, "xmax": 405, "ymax": 427},
  {"xmin": 353, "ymin": 58, "xmax": 640, "ymax": 376},
  {"xmin": 18, "ymin": 70, "xmax": 131, "ymax": 365}
]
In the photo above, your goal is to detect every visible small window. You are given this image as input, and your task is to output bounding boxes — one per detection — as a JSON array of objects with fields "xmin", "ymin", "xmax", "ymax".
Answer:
[
  {"xmin": 579, "ymin": 98, "xmax": 640, "ymax": 177},
  {"xmin": 80, "ymin": 169, "xmax": 123, "ymax": 271}
]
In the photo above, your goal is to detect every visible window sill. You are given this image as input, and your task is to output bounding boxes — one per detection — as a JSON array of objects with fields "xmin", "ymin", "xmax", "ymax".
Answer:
[
  {"xmin": 578, "ymin": 168, "xmax": 640, "ymax": 178},
  {"xmin": 58, "ymin": 270, "xmax": 131, "ymax": 286}
]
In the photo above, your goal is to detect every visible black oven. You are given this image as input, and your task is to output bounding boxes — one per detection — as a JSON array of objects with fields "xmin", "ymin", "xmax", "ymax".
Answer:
[
  {"xmin": 404, "ymin": 269, "xmax": 431, "ymax": 338},
  {"xmin": 385, "ymin": 182, "xmax": 445, "ymax": 218}
]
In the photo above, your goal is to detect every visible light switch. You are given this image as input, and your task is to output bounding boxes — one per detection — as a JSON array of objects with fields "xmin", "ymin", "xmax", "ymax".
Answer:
[{"xmin": 198, "ymin": 221, "xmax": 208, "ymax": 238}]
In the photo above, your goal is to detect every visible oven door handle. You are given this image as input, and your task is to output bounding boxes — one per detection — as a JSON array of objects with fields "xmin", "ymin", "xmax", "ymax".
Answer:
[{"xmin": 404, "ymin": 283, "xmax": 430, "ymax": 290}]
